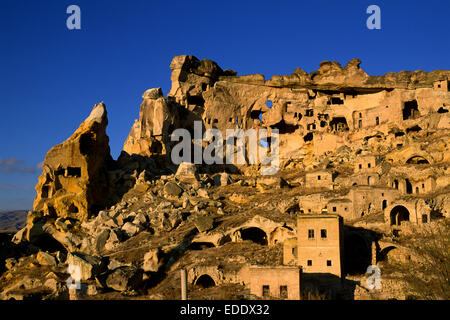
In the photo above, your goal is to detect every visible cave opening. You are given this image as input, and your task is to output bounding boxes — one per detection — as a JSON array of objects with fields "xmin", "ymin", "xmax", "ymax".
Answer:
[
  {"xmin": 344, "ymin": 234, "xmax": 371, "ymax": 275},
  {"xmin": 329, "ymin": 117, "xmax": 349, "ymax": 131},
  {"xmin": 241, "ymin": 227, "xmax": 268, "ymax": 245},
  {"xmin": 303, "ymin": 132, "xmax": 313, "ymax": 142},
  {"xmin": 390, "ymin": 205, "xmax": 410, "ymax": 226},
  {"xmin": 270, "ymin": 120, "xmax": 298, "ymax": 134},
  {"xmin": 406, "ymin": 156, "xmax": 430, "ymax": 165},
  {"xmin": 195, "ymin": 274, "xmax": 216, "ymax": 288},
  {"xmin": 402, "ymin": 100, "xmax": 420, "ymax": 120},
  {"xmin": 67, "ymin": 167, "xmax": 81, "ymax": 178}
]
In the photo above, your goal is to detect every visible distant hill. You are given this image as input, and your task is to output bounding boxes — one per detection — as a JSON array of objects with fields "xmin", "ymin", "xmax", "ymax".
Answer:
[{"xmin": 0, "ymin": 210, "xmax": 28, "ymax": 231}]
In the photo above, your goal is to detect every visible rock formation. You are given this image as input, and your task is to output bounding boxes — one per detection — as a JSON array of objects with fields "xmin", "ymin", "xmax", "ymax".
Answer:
[
  {"xmin": 1, "ymin": 55, "xmax": 449, "ymax": 301},
  {"xmin": 33, "ymin": 102, "xmax": 113, "ymax": 222}
]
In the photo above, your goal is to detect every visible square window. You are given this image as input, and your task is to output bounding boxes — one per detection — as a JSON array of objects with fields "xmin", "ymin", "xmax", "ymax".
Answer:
[
  {"xmin": 280, "ymin": 286, "xmax": 288, "ymax": 299},
  {"xmin": 332, "ymin": 207, "xmax": 337, "ymax": 212},
  {"xmin": 262, "ymin": 285, "xmax": 270, "ymax": 297},
  {"xmin": 321, "ymin": 229, "xmax": 327, "ymax": 238},
  {"xmin": 318, "ymin": 175, "xmax": 321, "ymax": 180},
  {"xmin": 368, "ymin": 163, "xmax": 371, "ymax": 168},
  {"xmin": 307, "ymin": 260, "xmax": 312, "ymax": 266},
  {"xmin": 308, "ymin": 229, "xmax": 314, "ymax": 239},
  {"xmin": 327, "ymin": 260, "xmax": 332, "ymax": 266}
]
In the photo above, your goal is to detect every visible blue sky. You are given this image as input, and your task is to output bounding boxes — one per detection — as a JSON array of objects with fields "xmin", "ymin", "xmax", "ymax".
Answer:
[{"xmin": 0, "ymin": 0, "xmax": 449, "ymax": 210}]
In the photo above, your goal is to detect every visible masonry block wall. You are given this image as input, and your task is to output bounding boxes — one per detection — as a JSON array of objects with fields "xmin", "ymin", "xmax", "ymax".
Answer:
[{"xmin": 297, "ymin": 214, "xmax": 343, "ymax": 277}]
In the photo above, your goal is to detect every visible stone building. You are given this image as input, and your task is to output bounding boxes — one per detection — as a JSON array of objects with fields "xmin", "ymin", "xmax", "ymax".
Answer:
[
  {"xmin": 433, "ymin": 78, "xmax": 449, "ymax": 91},
  {"xmin": 384, "ymin": 199, "xmax": 431, "ymax": 227},
  {"xmin": 247, "ymin": 266, "xmax": 302, "ymax": 300},
  {"xmin": 298, "ymin": 193, "xmax": 329, "ymax": 214},
  {"xmin": 326, "ymin": 199, "xmax": 353, "ymax": 220},
  {"xmin": 354, "ymin": 155, "xmax": 381, "ymax": 172},
  {"xmin": 347, "ymin": 186, "xmax": 401, "ymax": 219},
  {"xmin": 304, "ymin": 170, "xmax": 334, "ymax": 190},
  {"xmin": 297, "ymin": 214, "xmax": 344, "ymax": 278}
]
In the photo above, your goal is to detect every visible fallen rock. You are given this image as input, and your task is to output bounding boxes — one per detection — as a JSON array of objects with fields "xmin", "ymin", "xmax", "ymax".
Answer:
[
  {"xmin": 142, "ymin": 248, "xmax": 163, "ymax": 272},
  {"xmin": 94, "ymin": 229, "xmax": 110, "ymax": 252},
  {"xmin": 196, "ymin": 188, "xmax": 209, "ymax": 198},
  {"xmin": 36, "ymin": 251, "xmax": 57, "ymax": 266},
  {"xmin": 87, "ymin": 284, "xmax": 98, "ymax": 296},
  {"xmin": 194, "ymin": 216, "xmax": 214, "ymax": 233},
  {"xmin": 106, "ymin": 266, "xmax": 143, "ymax": 292},
  {"xmin": 121, "ymin": 222, "xmax": 143, "ymax": 238},
  {"xmin": 163, "ymin": 182, "xmax": 183, "ymax": 198},
  {"xmin": 175, "ymin": 162, "xmax": 199, "ymax": 183},
  {"xmin": 66, "ymin": 252, "xmax": 105, "ymax": 281},
  {"xmin": 104, "ymin": 230, "xmax": 122, "ymax": 251}
]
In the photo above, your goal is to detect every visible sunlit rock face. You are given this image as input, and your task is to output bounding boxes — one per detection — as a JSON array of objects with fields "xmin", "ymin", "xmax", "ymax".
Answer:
[{"xmin": 33, "ymin": 102, "xmax": 113, "ymax": 222}]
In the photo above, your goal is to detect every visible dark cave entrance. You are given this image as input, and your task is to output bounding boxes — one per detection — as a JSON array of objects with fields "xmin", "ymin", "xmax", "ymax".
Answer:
[
  {"xmin": 241, "ymin": 227, "xmax": 268, "ymax": 245},
  {"xmin": 402, "ymin": 100, "xmax": 420, "ymax": 120},
  {"xmin": 390, "ymin": 205, "xmax": 410, "ymax": 226},
  {"xmin": 270, "ymin": 120, "xmax": 298, "ymax": 134},
  {"xmin": 344, "ymin": 234, "xmax": 371, "ymax": 275},
  {"xmin": 406, "ymin": 156, "xmax": 430, "ymax": 164},
  {"xmin": 195, "ymin": 274, "xmax": 216, "ymax": 288},
  {"xmin": 329, "ymin": 117, "xmax": 349, "ymax": 131}
]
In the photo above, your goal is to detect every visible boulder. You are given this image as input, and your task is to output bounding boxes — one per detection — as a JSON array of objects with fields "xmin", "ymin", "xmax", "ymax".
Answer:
[
  {"xmin": 196, "ymin": 188, "xmax": 209, "ymax": 198},
  {"xmin": 163, "ymin": 182, "xmax": 183, "ymax": 198},
  {"xmin": 94, "ymin": 229, "xmax": 110, "ymax": 252},
  {"xmin": 66, "ymin": 252, "xmax": 105, "ymax": 281},
  {"xmin": 104, "ymin": 230, "xmax": 122, "ymax": 251},
  {"xmin": 142, "ymin": 248, "xmax": 163, "ymax": 272},
  {"xmin": 121, "ymin": 222, "xmax": 142, "ymax": 238},
  {"xmin": 194, "ymin": 216, "xmax": 214, "ymax": 233},
  {"xmin": 36, "ymin": 251, "xmax": 57, "ymax": 266},
  {"xmin": 133, "ymin": 212, "xmax": 147, "ymax": 226},
  {"xmin": 175, "ymin": 162, "xmax": 199, "ymax": 183},
  {"xmin": 106, "ymin": 266, "xmax": 143, "ymax": 292}
]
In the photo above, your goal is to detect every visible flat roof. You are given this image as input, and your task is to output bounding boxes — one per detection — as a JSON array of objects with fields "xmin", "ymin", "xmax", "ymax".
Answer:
[
  {"xmin": 297, "ymin": 213, "xmax": 341, "ymax": 219},
  {"xmin": 249, "ymin": 265, "xmax": 301, "ymax": 271}
]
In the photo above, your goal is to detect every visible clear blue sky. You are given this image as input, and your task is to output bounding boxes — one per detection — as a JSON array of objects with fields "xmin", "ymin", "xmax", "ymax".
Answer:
[{"xmin": 0, "ymin": 0, "xmax": 449, "ymax": 210}]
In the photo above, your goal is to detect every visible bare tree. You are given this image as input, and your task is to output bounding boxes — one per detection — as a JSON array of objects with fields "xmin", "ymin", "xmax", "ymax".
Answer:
[{"xmin": 396, "ymin": 220, "xmax": 450, "ymax": 300}]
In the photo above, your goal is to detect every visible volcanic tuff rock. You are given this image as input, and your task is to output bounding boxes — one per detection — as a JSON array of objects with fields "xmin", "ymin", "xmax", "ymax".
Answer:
[
  {"xmin": 123, "ymin": 88, "xmax": 178, "ymax": 157},
  {"xmin": 33, "ymin": 102, "xmax": 112, "ymax": 222},
  {"xmin": 1, "ymin": 55, "xmax": 449, "ymax": 301}
]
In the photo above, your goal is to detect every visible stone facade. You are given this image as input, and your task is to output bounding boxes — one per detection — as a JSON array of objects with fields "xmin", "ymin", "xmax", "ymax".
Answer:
[
  {"xmin": 297, "ymin": 214, "xmax": 343, "ymax": 278},
  {"xmin": 247, "ymin": 266, "xmax": 302, "ymax": 300}
]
